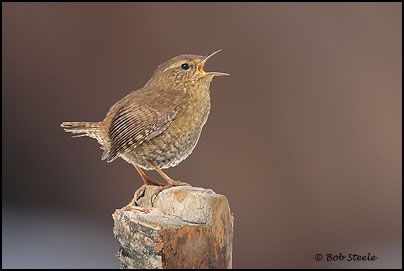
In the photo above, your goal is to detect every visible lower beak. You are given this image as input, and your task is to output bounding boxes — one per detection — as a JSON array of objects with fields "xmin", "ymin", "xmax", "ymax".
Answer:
[{"xmin": 197, "ymin": 50, "xmax": 230, "ymax": 77}]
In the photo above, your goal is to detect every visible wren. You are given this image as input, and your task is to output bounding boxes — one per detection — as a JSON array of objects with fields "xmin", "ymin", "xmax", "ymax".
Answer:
[{"xmin": 61, "ymin": 50, "xmax": 229, "ymax": 204}]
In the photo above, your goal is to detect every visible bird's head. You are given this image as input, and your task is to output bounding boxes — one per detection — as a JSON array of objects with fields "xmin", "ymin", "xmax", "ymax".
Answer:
[{"xmin": 146, "ymin": 50, "xmax": 229, "ymax": 89}]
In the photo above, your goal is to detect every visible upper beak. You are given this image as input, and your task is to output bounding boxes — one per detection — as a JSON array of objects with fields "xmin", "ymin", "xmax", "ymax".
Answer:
[{"xmin": 197, "ymin": 49, "xmax": 230, "ymax": 77}]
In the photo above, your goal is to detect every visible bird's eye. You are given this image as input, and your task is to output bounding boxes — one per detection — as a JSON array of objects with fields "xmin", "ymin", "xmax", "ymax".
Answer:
[{"xmin": 181, "ymin": 63, "xmax": 190, "ymax": 70}]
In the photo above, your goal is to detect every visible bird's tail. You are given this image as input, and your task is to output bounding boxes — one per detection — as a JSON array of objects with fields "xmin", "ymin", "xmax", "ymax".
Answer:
[{"xmin": 61, "ymin": 121, "xmax": 103, "ymax": 139}]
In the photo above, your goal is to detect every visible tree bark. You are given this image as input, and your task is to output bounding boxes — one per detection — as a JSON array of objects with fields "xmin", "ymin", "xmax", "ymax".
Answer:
[{"xmin": 112, "ymin": 185, "xmax": 233, "ymax": 269}]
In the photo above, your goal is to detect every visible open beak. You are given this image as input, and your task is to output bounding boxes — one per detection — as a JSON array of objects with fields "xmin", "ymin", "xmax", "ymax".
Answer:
[{"xmin": 197, "ymin": 49, "xmax": 230, "ymax": 77}]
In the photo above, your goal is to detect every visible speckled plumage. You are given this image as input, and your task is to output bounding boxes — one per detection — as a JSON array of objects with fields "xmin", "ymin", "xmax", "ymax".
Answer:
[{"xmin": 61, "ymin": 51, "xmax": 228, "ymax": 183}]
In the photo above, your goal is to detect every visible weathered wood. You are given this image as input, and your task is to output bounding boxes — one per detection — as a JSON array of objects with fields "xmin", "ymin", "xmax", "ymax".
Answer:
[{"xmin": 112, "ymin": 185, "xmax": 233, "ymax": 269}]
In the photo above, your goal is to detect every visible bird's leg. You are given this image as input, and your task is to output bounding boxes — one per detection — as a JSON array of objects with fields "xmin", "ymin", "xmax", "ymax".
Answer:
[
  {"xmin": 135, "ymin": 165, "xmax": 165, "ymax": 186},
  {"xmin": 148, "ymin": 160, "xmax": 191, "ymax": 186},
  {"xmin": 147, "ymin": 160, "xmax": 191, "ymax": 204},
  {"xmin": 131, "ymin": 165, "xmax": 165, "ymax": 206}
]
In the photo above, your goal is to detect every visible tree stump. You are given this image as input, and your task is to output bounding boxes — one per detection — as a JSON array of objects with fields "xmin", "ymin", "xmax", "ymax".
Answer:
[{"xmin": 112, "ymin": 185, "xmax": 233, "ymax": 269}]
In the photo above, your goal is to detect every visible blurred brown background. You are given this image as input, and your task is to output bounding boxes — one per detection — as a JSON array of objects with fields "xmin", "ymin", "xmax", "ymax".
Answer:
[{"xmin": 2, "ymin": 2, "xmax": 402, "ymax": 268}]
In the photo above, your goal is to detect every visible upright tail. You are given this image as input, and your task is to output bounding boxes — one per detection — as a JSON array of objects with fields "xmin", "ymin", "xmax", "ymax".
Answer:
[{"xmin": 61, "ymin": 121, "xmax": 103, "ymax": 139}]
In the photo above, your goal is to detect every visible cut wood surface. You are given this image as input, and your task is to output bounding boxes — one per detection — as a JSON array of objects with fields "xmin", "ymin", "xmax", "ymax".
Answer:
[{"xmin": 112, "ymin": 185, "xmax": 233, "ymax": 269}]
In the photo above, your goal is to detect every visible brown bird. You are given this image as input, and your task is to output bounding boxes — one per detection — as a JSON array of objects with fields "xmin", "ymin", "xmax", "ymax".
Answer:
[{"xmin": 61, "ymin": 50, "xmax": 229, "ymax": 204}]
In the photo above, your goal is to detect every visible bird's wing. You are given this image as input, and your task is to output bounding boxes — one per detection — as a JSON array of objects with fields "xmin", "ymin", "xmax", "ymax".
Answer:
[{"xmin": 103, "ymin": 100, "xmax": 179, "ymax": 162}]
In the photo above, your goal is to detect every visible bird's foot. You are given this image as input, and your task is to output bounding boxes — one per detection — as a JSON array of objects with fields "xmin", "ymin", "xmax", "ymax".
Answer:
[
  {"xmin": 131, "ymin": 181, "xmax": 167, "ymax": 207},
  {"xmin": 131, "ymin": 184, "xmax": 147, "ymax": 206}
]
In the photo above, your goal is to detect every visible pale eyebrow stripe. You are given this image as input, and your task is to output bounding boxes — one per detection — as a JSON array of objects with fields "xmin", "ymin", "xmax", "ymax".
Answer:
[{"xmin": 163, "ymin": 59, "xmax": 195, "ymax": 72}]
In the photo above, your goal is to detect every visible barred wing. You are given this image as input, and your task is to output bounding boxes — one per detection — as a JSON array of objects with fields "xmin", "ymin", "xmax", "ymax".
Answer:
[{"xmin": 103, "ymin": 102, "xmax": 177, "ymax": 162}]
